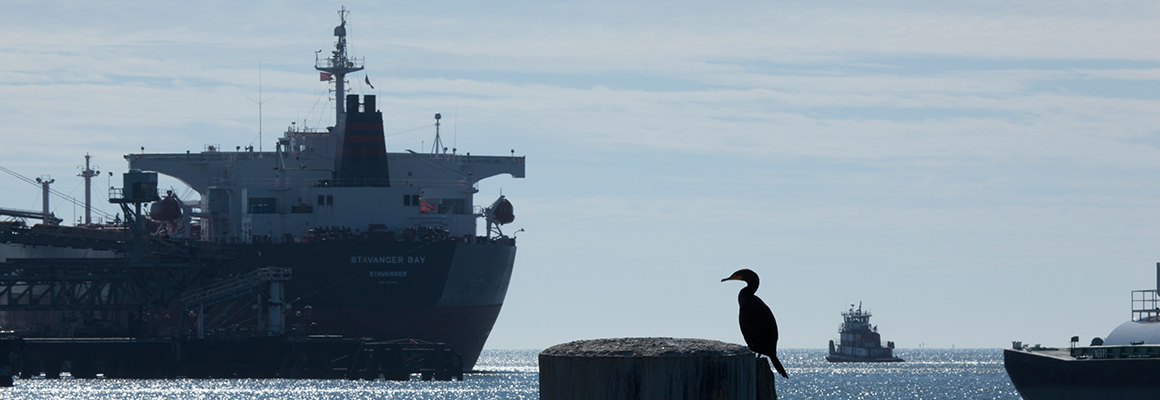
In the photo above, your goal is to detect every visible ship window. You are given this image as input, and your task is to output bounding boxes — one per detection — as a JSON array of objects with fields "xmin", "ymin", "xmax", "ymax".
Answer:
[
  {"xmin": 403, "ymin": 195, "xmax": 411, "ymax": 206},
  {"xmin": 441, "ymin": 199, "xmax": 467, "ymax": 214},
  {"xmin": 249, "ymin": 198, "xmax": 277, "ymax": 214},
  {"xmin": 318, "ymin": 195, "xmax": 325, "ymax": 206},
  {"xmin": 326, "ymin": 195, "xmax": 333, "ymax": 206}
]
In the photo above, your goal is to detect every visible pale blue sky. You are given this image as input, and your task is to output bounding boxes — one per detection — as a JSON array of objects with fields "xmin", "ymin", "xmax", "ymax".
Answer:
[{"xmin": 3, "ymin": 1, "xmax": 1160, "ymax": 350}]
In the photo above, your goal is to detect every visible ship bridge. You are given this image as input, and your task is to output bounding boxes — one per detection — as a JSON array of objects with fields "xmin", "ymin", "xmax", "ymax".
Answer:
[{"xmin": 125, "ymin": 148, "xmax": 524, "ymax": 242}]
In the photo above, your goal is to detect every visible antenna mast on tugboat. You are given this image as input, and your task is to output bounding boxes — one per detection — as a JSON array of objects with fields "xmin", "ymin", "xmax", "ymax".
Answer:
[{"xmin": 315, "ymin": 6, "xmax": 364, "ymax": 125}]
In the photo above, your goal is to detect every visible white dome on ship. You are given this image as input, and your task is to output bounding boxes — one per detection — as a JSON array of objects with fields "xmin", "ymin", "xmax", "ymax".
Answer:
[{"xmin": 1104, "ymin": 320, "xmax": 1160, "ymax": 345}]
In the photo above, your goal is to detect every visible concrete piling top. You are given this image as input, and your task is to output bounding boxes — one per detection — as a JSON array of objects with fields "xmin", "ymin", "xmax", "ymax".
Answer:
[
  {"xmin": 540, "ymin": 337, "xmax": 751, "ymax": 358},
  {"xmin": 539, "ymin": 338, "xmax": 768, "ymax": 400}
]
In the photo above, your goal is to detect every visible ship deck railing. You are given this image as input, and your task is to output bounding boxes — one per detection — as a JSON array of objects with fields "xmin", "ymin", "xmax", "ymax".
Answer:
[
  {"xmin": 204, "ymin": 177, "xmax": 473, "ymax": 190},
  {"xmin": 1132, "ymin": 289, "xmax": 1160, "ymax": 321},
  {"xmin": 314, "ymin": 179, "xmax": 391, "ymax": 188},
  {"xmin": 128, "ymin": 152, "xmax": 272, "ymax": 163},
  {"xmin": 316, "ymin": 56, "xmax": 364, "ymax": 70},
  {"xmin": 1070, "ymin": 344, "xmax": 1160, "ymax": 360}
]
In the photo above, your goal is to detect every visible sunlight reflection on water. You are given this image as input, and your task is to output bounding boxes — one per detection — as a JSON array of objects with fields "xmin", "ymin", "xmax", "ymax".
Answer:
[
  {"xmin": 1, "ymin": 349, "xmax": 1019, "ymax": 400},
  {"xmin": 5, "ymin": 350, "xmax": 540, "ymax": 400},
  {"xmin": 778, "ymin": 349, "xmax": 1021, "ymax": 400}
]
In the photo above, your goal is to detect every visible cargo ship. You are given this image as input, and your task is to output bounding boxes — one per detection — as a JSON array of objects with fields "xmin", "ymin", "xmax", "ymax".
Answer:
[
  {"xmin": 0, "ymin": 8, "xmax": 524, "ymax": 372},
  {"xmin": 1004, "ymin": 264, "xmax": 1160, "ymax": 399},
  {"xmin": 826, "ymin": 302, "xmax": 903, "ymax": 362}
]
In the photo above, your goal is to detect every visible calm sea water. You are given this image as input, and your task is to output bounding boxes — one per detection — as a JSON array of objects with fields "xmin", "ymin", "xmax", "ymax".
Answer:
[{"xmin": 0, "ymin": 349, "xmax": 1020, "ymax": 399}]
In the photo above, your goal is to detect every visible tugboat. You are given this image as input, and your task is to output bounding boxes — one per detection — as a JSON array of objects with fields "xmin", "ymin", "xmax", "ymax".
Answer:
[
  {"xmin": 1004, "ymin": 264, "xmax": 1160, "ymax": 400},
  {"xmin": 826, "ymin": 302, "xmax": 903, "ymax": 362}
]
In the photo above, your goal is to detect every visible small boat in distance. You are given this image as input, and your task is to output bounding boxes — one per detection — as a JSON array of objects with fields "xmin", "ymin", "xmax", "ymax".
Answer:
[{"xmin": 826, "ymin": 302, "xmax": 904, "ymax": 362}]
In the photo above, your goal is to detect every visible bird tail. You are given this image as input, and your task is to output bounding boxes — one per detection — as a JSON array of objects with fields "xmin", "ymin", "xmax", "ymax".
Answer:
[{"xmin": 769, "ymin": 356, "xmax": 789, "ymax": 379}]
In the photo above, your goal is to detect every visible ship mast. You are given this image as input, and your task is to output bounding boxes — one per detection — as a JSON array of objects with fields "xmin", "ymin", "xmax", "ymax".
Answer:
[
  {"xmin": 35, "ymin": 176, "xmax": 54, "ymax": 225},
  {"xmin": 431, "ymin": 113, "xmax": 444, "ymax": 154},
  {"xmin": 315, "ymin": 7, "xmax": 364, "ymax": 125},
  {"xmin": 77, "ymin": 154, "xmax": 100, "ymax": 224}
]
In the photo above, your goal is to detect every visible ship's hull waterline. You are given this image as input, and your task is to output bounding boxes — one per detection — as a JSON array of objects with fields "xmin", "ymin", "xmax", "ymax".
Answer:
[{"xmin": 0, "ymin": 238, "xmax": 516, "ymax": 370}]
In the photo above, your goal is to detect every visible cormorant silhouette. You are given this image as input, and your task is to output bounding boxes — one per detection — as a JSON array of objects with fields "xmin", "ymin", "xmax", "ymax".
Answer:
[{"xmin": 722, "ymin": 268, "xmax": 789, "ymax": 379}]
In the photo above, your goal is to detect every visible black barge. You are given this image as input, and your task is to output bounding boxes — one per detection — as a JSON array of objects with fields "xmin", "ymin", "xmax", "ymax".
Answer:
[{"xmin": 1004, "ymin": 263, "xmax": 1160, "ymax": 399}]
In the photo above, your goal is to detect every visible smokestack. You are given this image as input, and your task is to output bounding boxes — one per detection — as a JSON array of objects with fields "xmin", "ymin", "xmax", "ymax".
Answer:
[
  {"xmin": 346, "ymin": 94, "xmax": 360, "ymax": 113},
  {"xmin": 332, "ymin": 94, "xmax": 389, "ymax": 186}
]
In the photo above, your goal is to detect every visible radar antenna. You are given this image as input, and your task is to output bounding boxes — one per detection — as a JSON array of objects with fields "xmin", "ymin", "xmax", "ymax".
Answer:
[
  {"xmin": 315, "ymin": 6, "xmax": 364, "ymax": 125},
  {"xmin": 431, "ymin": 113, "xmax": 445, "ymax": 154}
]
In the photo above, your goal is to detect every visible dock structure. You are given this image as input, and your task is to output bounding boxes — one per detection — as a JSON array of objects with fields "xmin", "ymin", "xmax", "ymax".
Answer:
[
  {"xmin": 0, "ymin": 337, "xmax": 20, "ymax": 387},
  {"xmin": 539, "ymin": 337, "xmax": 775, "ymax": 400},
  {"xmin": 346, "ymin": 339, "xmax": 464, "ymax": 381},
  {"xmin": 4, "ymin": 336, "xmax": 461, "ymax": 381},
  {"xmin": 0, "ymin": 242, "xmax": 465, "ymax": 382}
]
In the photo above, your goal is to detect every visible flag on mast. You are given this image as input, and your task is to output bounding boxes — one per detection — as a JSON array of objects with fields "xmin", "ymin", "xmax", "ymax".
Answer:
[
  {"xmin": 320, "ymin": 72, "xmax": 333, "ymax": 81},
  {"xmin": 365, "ymin": 75, "xmax": 375, "ymax": 89}
]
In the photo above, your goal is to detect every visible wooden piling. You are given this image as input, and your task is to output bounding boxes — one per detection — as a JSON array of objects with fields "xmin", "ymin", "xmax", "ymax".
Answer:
[
  {"xmin": 539, "ymin": 337, "xmax": 770, "ymax": 400},
  {"xmin": 0, "ymin": 337, "xmax": 21, "ymax": 387}
]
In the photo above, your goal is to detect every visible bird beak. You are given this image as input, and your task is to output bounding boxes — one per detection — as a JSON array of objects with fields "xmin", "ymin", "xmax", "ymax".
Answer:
[{"xmin": 721, "ymin": 276, "xmax": 740, "ymax": 282}]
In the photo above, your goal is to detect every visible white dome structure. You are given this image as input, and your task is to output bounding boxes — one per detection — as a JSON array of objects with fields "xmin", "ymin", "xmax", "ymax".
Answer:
[{"xmin": 1104, "ymin": 320, "xmax": 1160, "ymax": 345}]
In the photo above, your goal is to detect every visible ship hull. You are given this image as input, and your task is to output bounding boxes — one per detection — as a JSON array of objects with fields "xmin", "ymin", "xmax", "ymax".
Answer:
[
  {"xmin": 236, "ymin": 240, "xmax": 517, "ymax": 369},
  {"xmin": 825, "ymin": 353, "xmax": 903, "ymax": 363},
  {"xmin": 1004, "ymin": 348, "xmax": 1160, "ymax": 400},
  {"xmin": 303, "ymin": 303, "xmax": 503, "ymax": 368},
  {"xmin": 0, "ymin": 237, "xmax": 516, "ymax": 370}
]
